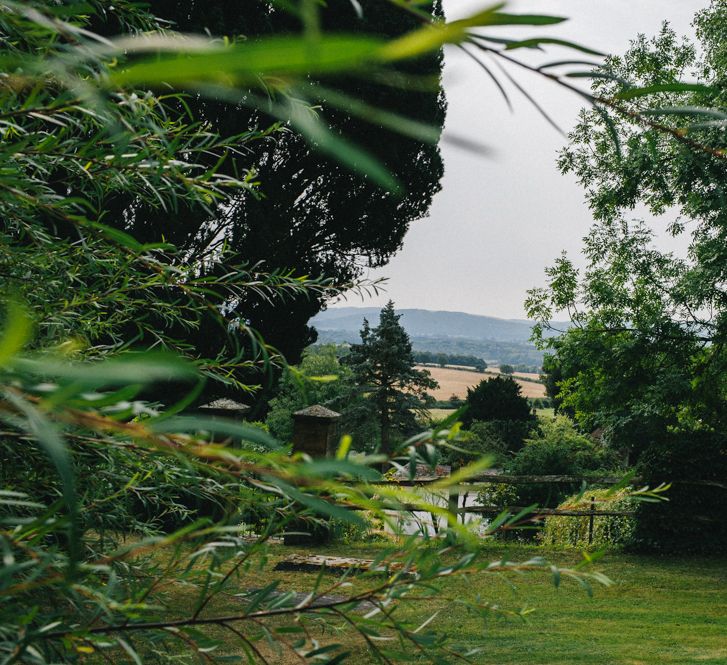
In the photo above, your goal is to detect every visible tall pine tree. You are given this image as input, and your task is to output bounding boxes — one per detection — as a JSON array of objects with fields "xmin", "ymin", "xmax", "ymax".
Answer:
[{"xmin": 344, "ymin": 302, "xmax": 437, "ymax": 456}]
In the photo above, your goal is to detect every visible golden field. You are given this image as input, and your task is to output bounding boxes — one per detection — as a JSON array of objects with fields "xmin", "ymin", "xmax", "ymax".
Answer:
[{"xmin": 418, "ymin": 365, "xmax": 546, "ymax": 400}]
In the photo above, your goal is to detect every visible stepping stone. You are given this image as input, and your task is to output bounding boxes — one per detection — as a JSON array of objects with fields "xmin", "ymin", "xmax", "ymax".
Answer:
[
  {"xmin": 274, "ymin": 554, "xmax": 411, "ymax": 576},
  {"xmin": 242, "ymin": 588, "xmax": 375, "ymax": 611}
]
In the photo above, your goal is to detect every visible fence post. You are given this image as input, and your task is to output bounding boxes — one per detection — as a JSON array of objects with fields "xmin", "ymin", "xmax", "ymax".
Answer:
[
  {"xmin": 443, "ymin": 486, "xmax": 460, "ymax": 544},
  {"xmin": 588, "ymin": 496, "xmax": 595, "ymax": 545}
]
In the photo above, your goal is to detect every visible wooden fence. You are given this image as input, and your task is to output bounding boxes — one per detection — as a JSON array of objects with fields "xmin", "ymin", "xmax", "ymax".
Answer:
[
  {"xmin": 287, "ymin": 407, "xmax": 725, "ymax": 544},
  {"xmin": 364, "ymin": 472, "xmax": 637, "ymax": 544},
  {"xmin": 339, "ymin": 472, "xmax": 725, "ymax": 544}
]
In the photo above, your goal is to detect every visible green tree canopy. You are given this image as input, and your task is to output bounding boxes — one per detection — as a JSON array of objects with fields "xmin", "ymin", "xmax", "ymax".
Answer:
[
  {"xmin": 527, "ymin": 1, "xmax": 727, "ymax": 457},
  {"xmin": 97, "ymin": 0, "xmax": 447, "ymax": 399},
  {"xmin": 344, "ymin": 301, "xmax": 438, "ymax": 456},
  {"xmin": 526, "ymin": 0, "xmax": 727, "ymax": 550},
  {"xmin": 462, "ymin": 376, "xmax": 535, "ymax": 428}
]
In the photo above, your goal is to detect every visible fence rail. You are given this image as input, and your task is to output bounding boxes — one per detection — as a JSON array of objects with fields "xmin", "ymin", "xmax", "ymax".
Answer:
[
  {"xmin": 285, "ymin": 405, "xmax": 724, "ymax": 546},
  {"xmin": 369, "ymin": 473, "xmax": 725, "ymax": 489},
  {"xmin": 362, "ymin": 474, "xmax": 640, "ymax": 545},
  {"xmin": 459, "ymin": 506, "xmax": 634, "ymax": 517}
]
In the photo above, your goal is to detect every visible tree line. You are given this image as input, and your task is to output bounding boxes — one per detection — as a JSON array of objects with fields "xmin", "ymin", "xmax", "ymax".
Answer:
[{"xmin": 412, "ymin": 350, "xmax": 487, "ymax": 371}]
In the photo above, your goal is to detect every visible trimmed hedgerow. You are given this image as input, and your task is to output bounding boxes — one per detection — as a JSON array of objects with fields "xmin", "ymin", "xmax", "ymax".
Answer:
[{"xmin": 541, "ymin": 488, "xmax": 636, "ymax": 550}]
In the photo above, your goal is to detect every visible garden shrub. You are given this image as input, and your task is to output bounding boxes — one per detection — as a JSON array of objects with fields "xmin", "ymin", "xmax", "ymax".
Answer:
[
  {"xmin": 447, "ymin": 421, "xmax": 510, "ymax": 468},
  {"xmin": 333, "ymin": 511, "xmax": 392, "ymax": 544},
  {"xmin": 506, "ymin": 416, "xmax": 620, "ymax": 507},
  {"xmin": 541, "ymin": 488, "xmax": 636, "ymax": 549},
  {"xmin": 475, "ymin": 483, "xmax": 519, "ymax": 511},
  {"xmin": 446, "ymin": 419, "xmax": 537, "ymax": 471}
]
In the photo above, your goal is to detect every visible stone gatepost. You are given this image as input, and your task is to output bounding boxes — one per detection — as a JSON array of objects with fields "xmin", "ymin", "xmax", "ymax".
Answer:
[
  {"xmin": 292, "ymin": 405, "xmax": 341, "ymax": 457},
  {"xmin": 284, "ymin": 405, "xmax": 341, "ymax": 546}
]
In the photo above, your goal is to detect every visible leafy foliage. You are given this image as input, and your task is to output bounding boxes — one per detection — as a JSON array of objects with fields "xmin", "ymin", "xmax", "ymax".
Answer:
[
  {"xmin": 1, "ymin": 0, "xmax": 709, "ymax": 661},
  {"xmin": 446, "ymin": 420, "xmax": 511, "ymax": 468},
  {"xmin": 0, "ymin": 0, "xmax": 336, "ymax": 392},
  {"xmin": 506, "ymin": 417, "xmax": 620, "ymax": 508},
  {"xmin": 344, "ymin": 302, "xmax": 438, "ymax": 456},
  {"xmin": 541, "ymin": 488, "xmax": 636, "ymax": 549},
  {"xmin": 98, "ymin": 0, "xmax": 448, "ymax": 391},
  {"xmin": 462, "ymin": 376, "xmax": 535, "ymax": 430},
  {"xmin": 527, "ymin": 1, "xmax": 727, "ymax": 551}
]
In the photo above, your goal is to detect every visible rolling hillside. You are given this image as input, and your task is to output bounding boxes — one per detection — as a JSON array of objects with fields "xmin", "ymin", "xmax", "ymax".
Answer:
[
  {"xmin": 313, "ymin": 307, "xmax": 541, "ymax": 341},
  {"xmin": 311, "ymin": 307, "xmax": 568, "ymax": 368}
]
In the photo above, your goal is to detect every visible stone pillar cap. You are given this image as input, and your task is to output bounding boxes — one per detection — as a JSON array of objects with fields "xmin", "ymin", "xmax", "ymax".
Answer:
[{"xmin": 293, "ymin": 404, "xmax": 341, "ymax": 420}]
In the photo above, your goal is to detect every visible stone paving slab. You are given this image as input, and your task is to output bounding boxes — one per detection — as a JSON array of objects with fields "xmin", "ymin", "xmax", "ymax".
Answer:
[
  {"xmin": 241, "ymin": 587, "xmax": 375, "ymax": 611},
  {"xmin": 274, "ymin": 553, "xmax": 411, "ymax": 576}
]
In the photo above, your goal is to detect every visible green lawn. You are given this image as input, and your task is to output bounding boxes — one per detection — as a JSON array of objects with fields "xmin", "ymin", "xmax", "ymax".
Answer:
[
  {"xmin": 427, "ymin": 407, "xmax": 555, "ymax": 422},
  {"xmin": 207, "ymin": 542, "xmax": 727, "ymax": 664},
  {"xmin": 425, "ymin": 407, "xmax": 457, "ymax": 421},
  {"xmin": 440, "ymin": 545, "xmax": 727, "ymax": 664}
]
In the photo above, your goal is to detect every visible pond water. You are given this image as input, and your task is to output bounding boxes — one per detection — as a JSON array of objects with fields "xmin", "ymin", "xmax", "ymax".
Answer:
[{"xmin": 383, "ymin": 489, "xmax": 490, "ymax": 537}]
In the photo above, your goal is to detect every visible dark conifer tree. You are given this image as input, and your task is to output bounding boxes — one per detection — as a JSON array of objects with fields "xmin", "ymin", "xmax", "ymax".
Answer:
[
  {"xmin": 344, "ymin": 302, "xmax": 437, "ymax": 456},
  {"xmin": 462, "ymin": 376, "xmax": 535, "ymax": 428},
  {"xmin": 93, "ymin": 1, "xmax": 446, "ymax": 407}
]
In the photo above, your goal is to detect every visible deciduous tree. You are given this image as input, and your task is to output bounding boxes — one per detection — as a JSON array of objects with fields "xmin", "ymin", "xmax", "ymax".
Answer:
[{"xmin": 526, "ymin": 0, "xmax": 727, "ymax": 551}]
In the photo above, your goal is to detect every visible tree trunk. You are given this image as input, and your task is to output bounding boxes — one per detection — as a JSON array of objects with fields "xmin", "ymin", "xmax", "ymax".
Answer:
[
  {"xmin": 379, "ymin": 395, "xmax": 391, "ymax": 473},
  {"xmin": 380, "ymin": 406, "xmax": 391, "ymax": 455}
]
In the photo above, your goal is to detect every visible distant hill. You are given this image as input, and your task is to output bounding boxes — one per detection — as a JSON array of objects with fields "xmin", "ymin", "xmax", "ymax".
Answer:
[
  {"xmin": 310, "ymin": 307, "xmax": 569, "ymax": 369},
  {"xmin": 313, "ymin": 307, "xmax": 537, "ymax": 341}
]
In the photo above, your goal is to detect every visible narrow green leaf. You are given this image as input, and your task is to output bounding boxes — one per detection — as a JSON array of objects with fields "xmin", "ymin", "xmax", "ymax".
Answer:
[
  {"xmin": 285, "ymin": 97, "xmax": 400, "ymax": 191},
  {"xmin": 537, "ymin": 59, "xmax": 602, "ymax": 71},
  {"xmin": 505, "ymin": 38, "xmax": 604, "ymax": 56},
  {"xmin": 269, "ymin": 478, "xmax": 365, "ymax": 526},
  {"xmin": 615, "ymin": 83, "xmax": 713, "ymax": 100},
  {"xmin": 483, "ymin": 12, "xmax": 567, "ymax": 27},
  {"xmin": 150, "ymin": 416, "xmax": 280, "ymax": 449},
  {"xmin": 2, "ymin": 392, "xmax": 79, "ymax": 568},
  {"xmin": 640, "ymin": 106, "xmax": 727, "ymax": 119},
  {"xmin": 0, "ymin": 300, "xmax": 32, "ymax": 368},
  {"xmin": 336, "ymin": 434, "xmax": 352, "ymax": 460},
  {"xmin": 15, "ymin": 352, "xmax": 199, "ymax": 388},
  {"xmin": 593, "ymin": 104, "xmax": 622, "ymax": 160},
  {"xmin": 110, "ymin": 36, "xmax": 385, "ymax": 88},
  {"xmin": 85, "ymin": 221, "xmax": 144, "ymax": 251}
]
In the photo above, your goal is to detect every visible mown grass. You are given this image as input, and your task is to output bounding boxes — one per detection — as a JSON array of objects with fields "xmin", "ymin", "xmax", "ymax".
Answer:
[
  {"xmin": 175, "ymin": 541, "xmax": 727, "ymax": 664},
  {"xmin": 426, "ymin": 407, "xmax": 457, "ymax": 422},
  {"xmin": 534, "ymin": 407, "xmax": 555, "ymax": 418}
]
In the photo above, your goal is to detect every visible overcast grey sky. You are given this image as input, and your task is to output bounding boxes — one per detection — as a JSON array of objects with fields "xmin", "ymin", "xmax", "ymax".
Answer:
[{"xmin": 334, "ymin": 0, "xmax": 707, "ymax": 319}]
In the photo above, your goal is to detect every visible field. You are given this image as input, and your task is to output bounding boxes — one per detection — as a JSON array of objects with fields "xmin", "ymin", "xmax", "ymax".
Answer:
[
  {"xmin": 420, "ymin": 365, "xmax": 547, "ymax": 400},
  {"xmin": 486, "ymin": 366, "xmax": 542, "ymax": 381},
  {"xmin": 172, "ymin": 542, "xmax": 727, "ymax": 664}
]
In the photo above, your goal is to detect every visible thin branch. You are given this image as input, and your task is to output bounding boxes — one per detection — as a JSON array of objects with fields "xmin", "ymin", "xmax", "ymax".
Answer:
[{"xmin": 466, "ymin": 36, "xmax": 727, "ymax": 162}]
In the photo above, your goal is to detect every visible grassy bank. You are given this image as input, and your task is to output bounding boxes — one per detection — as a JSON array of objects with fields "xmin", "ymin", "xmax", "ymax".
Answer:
[{"xmin": 173, "ymin": 542, "xmax": 727, "ymax": 664}]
